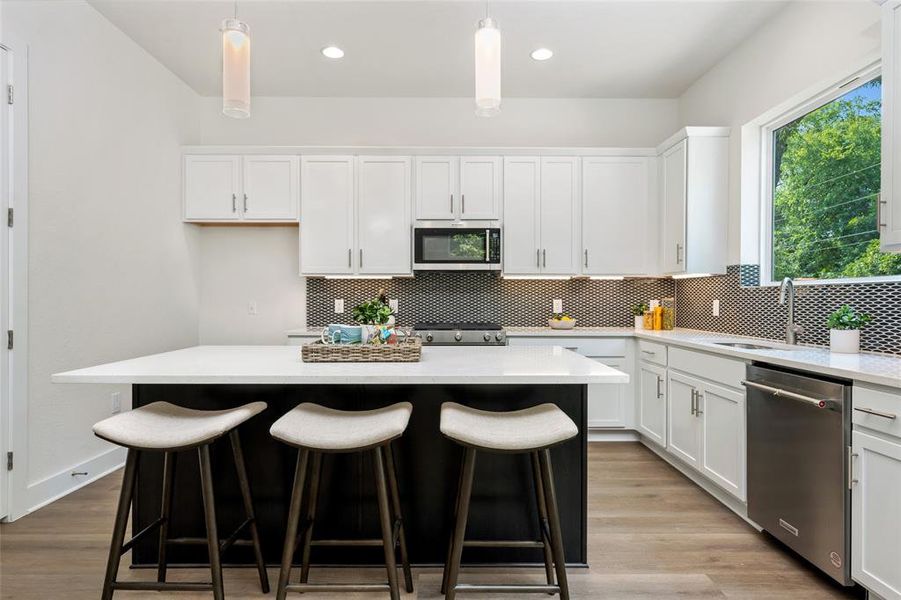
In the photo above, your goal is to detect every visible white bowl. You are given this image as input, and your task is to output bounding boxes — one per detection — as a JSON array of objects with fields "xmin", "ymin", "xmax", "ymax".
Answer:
[{"xmin": 548, "ymin": 319, "xmax": 577, "ymax": 330}]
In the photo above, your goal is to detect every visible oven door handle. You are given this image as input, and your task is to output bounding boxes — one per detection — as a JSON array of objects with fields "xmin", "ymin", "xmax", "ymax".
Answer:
[{"xmin": 741, "ymin": 380, "xmax": 829, "ymax": 408}]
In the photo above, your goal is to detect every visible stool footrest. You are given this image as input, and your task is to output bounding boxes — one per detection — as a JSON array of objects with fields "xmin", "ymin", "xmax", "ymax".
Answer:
[
  {"xmin": 112, "ymin": 581, "xmax": 213, "ymax": 592},
  {"xmin": 286, "ymin": 583, "xmax": 391, "ymax": 593},
  {"xmin": 310, "ymin": 538, "xmax": 385, "ymax": 547},
  {"xmin": 119, "ymin": 517, "xmax": 165, "ymax": 555},
  {"xmin": 463, "ymin": 540, "xmax": 545, "ymax": 548},
  {"xmin": 455, "ymin": 583, "xmax": 561, "ymax": 594}
]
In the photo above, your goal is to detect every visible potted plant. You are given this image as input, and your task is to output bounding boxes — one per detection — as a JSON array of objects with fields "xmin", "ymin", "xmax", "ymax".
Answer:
[
  {"xmin": 631, "ymin": 303, "xmax": 649, "ymax": 330},
  {"xmin": 826, "ymin": 305, "xmax": 871, "ymax": 354},
  {"xmin": 352, "ymin": 290, "xmax": 394, "ymax": 343}
]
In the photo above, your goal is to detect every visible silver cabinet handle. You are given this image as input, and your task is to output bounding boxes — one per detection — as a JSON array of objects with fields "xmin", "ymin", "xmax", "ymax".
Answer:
[
  {"xmin": 690, "ymin": 389, "xmax": 697, "ymax": 416},
  {"xmin": 848, "ymin": 447, "xmax": 858, "ymax": 490},
  {"xmin": 656, "ymin": 376, "xmax": 663, "ymax": 399},
  {"xmin": 462, "ymin": 194, "xmax": 465, "ymax": 214},
  {"xmin": 741, "ymin": 380, "xmax": 829, "ymax": 408},
  {"xmin": 450, "ymin": 194, "xmax": 454, "ymax": 214},
  {"xmin": 543, "ymin": 249, "xmax": 547, "ymax": 268},
  {"xmin": 537, "ymin": 249, "xmax": 540, "ymax": 268},
  {"xmin": 584, "ymin": 249, "xmax": 588, "ymax": 268},
  {"xmin": 232, "ymin": 193, "xmax": 236, "ymax": 213},
  {"xmin": 877, "ymin": 192, "xmax": 887, "ymax": 229},
  {"xmin": 243, "ymin": 193, "xmax": 248, "ymax": 213},
  {"xmin": 347, "ymin": 248, "xmax": 352, "ymax": 268},
  {"xmin": 695, "ymin": 390, "xmax": 703, "ymax": 416},
  {"xmin": 676, "ymin": 243, "xmax": 683, "ymax": 264},
  {"xmin": 854, "ymin": 406, "xmax": 897, "ymax": 420},
  {"xmin": 641, "ymin": 350, "xmax": 656, "ymax": 356},
  {"xmin": 484, "ymin": 229, "xmax": 490, "ymax": 263},
  {"xmin": 359, "ymin": 248, "xmax": 363, "ymax": 268}
]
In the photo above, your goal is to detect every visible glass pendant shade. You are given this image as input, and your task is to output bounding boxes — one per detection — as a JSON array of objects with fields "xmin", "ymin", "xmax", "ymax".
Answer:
[
  {"xmin": 222, "ymin": 18, "xmax": 250, "ymax": 119},
  {"xmin": 474, "ymin": 17, "xmax": 501, "ymax": 117}
]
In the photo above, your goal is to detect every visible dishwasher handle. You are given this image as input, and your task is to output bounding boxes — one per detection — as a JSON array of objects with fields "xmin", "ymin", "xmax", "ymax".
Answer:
[{"xmin": 741, "ymin": 379, "xmax": 829, "ymax": 408}]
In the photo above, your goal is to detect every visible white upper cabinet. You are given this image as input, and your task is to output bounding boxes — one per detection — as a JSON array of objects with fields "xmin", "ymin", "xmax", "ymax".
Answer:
[
  {"xmin": 415, "ymin": 156, "xmax": 500, "ymax": 221},
  {"xmin": 356, "ymin": 156, "xmax": 412, "ymax": 275},
  {"xmin": 242, "ymin": 156, "xmax": 300, "ymax": 221},
  {"xmin": 502, "ymin": 156, "xmax": 579, "ymax": 275},
  {"xmin": 183, "ymin": 155, "xmax": 241, "ymax": 221},
  {"xmin": 300, "ymin": 156, "xmax": 355, "ymax": 275},
  {"xmin": 184, "ymin": 154, "xmax": 299, "ymax": 223},
  {"xmin": 582, "ymin": 156, "xmax": 656, "ymax": 275},
  {"xmin": 658, "ymin": 128, "xmax": 729, "ymax": 275},
  {"xmin": 882, "ymin": 2, "xmax": 901, "ymax": 251}
]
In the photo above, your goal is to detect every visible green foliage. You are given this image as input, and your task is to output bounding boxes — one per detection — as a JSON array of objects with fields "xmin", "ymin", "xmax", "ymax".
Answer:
[
  {"xmin": 826, "ymin": 304, "xmax": 872, "ymax": 330},
  {"xmin": 351, "ymin": 295, "xmax": 392, "ymax": 325},
  {"xmin": 773, "ymin": 78, "xmax": 901, "ymax": 280},
  {"xmin": 451, "ymin": 233, "xmax": 486, "ymax": 259},
  {"xmin": 631, "ymin": 302, "xmax": 650, "ymax": 316}
]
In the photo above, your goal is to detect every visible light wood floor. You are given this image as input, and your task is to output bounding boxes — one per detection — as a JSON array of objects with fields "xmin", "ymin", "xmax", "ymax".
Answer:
[{"xmin": 0, "ymin": 443, "xmax": 860, "ymax": 599}]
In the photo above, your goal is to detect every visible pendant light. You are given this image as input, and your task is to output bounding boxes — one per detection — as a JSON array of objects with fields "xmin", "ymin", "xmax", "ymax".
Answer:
[
  {"xmin": 474, "ymin": 9, "xmax": 501, "ymax": 117},
  {"xmin": 221, "ymin": 2, "xmax": 250, "ymax": 119}
]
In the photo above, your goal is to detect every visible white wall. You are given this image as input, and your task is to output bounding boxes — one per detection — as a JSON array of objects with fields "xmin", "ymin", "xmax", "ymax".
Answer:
[
  {"xmin": 3, "ymin": 0, "xmax": 202, "ymax": 513},
  {"xmin": 678, "ymin": 1, "xmax": 881, "ymax": 265}
]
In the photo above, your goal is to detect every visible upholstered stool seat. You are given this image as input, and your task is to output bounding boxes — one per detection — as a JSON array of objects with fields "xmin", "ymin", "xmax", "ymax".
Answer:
[
  {"xmin": 270, "ymin": 402, "xmax": 412, "ymax": 451},
  {"xmin": 439, "ymin": 402, "xmax": 578, "ymax": 452},
  {"xmin": 94, "ymin": 401, "xmax": 266, "ymax": 450}
]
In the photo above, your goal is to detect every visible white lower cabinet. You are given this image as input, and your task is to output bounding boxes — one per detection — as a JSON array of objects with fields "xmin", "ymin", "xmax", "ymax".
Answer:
[
  {"xmin": 638, "ymin": 361, "xmax": 667, "ymax": 446},
  {"xmin": 667, "ymin": 371, "xmax": 702, "ymax": 468},
  {"xmin": 852, "ymin": 429, "xmax": 901, "ymax": 600},
  {"xmin": 588, "ymin": 358, "xmax": 628, "ymax": 428},
  {"xmin": 699, "ymin": 382, "xmax": 745, "ymax": 500}
]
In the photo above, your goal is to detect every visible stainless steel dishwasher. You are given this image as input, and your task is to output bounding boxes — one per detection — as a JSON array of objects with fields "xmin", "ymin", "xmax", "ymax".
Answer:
[{"xmin": 744, "ymin": 363, "xmax": 852, "ymax": 586}]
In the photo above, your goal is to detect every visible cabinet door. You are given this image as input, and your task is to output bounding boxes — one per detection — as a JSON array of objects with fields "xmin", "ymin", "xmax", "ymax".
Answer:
[
  {"xmin": 700, "ymin": 382, "xmax": 746, "ymax": 500},
  {"xmin": 852, "ymin": 430, "xmax": 901, "ymax": 600},
  {"xmin": 460, "ymin": 156, "xmax": 501, "ymax": 220},
  {"xmin": 503, "ymin": 157, "xmax": 541, "ymax": 274},
  {"xmin": 300, "ymin": 156, "xmax": 355, "ymax": 275},
  {"xmin": 539, "ymin": 157, "xmax": 579, "ymax": 275},
  {"xmin": 588, "ymin": 358, "xmax": 626, "ymax": 428},
  {"xmin": 242, "ymin": 155, "xmax": 299, "ymax": 221},
  {"xmin": 661, "ymin": 140, "xmax": 687, "ymax": 273},
  {"xmin": 356, "ymin": 156, "xmax": 412, "ymax": 275},
  {"xmin": 882, "ymin": 1, "xmax": 901, "ymax": 250},
  {"xmin": 582, "ymin": 157, "xmax": 653, "ymax": 275},
  {"xmin": 638, "ymin": 362, "xmax": 666, "ymax": 446},
  {"xmin": 415, "ymin": 157, "xmax": 458, "ymax": 220},
  {"xmin": 667, "ymin": 371, "xmax": 702, "ymax": 469},
  {"xmin": 183, "ymin": 155, "xmax": 240, "ymax": 221}
]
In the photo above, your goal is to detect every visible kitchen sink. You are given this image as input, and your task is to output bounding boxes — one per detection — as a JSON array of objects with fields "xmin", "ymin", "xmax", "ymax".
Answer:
[{"xmin": 713, "ymin": 341, "xmax": 799, "ymax": 351}]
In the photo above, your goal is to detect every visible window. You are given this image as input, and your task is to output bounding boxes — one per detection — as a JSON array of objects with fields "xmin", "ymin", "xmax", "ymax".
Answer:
[{"xmin": 768, "ymin": 74, "xmax": 901, "ymax": 282}]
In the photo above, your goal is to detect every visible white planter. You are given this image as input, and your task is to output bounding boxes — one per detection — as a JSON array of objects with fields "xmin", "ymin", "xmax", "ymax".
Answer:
[
  {"xmin": 634, "ymin": 316, "xmax": 644, "ymax": 330},
  {"xmin": 830, "ymin": 329, "xmax": 860, "ymax": 354}
]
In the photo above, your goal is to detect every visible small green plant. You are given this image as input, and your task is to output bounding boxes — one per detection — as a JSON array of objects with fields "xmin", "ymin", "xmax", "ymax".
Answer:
[
  {"xmin": 826, "ymin": 305, "xmax": 872, "ymax": 330},
  {"xmin": 352, "ymin": 289, "xmax": 393, "ymax": 325},
  {"xmin": 631, "ymin": 302, "xmax": 650, "ymax": 316}
]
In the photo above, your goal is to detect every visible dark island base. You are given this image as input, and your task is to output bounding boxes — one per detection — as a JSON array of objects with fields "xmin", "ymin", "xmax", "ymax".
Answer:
[{"xmin": 131, "ymin": 383, "xmax": 587, "ymax": 568}]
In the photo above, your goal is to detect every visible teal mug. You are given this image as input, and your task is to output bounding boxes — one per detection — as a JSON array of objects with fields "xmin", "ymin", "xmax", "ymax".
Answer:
[{"xmin": 321, "ymin": 324, "xmax": 363, "ymax": 345}]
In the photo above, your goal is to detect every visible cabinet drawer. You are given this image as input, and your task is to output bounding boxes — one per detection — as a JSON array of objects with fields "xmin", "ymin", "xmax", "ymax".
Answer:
[
  {"xmin": 517, "ymin": 337, "xmax": 626, "ymax": 357},
  {"xmin": 853, "ymin": 384, "xmax": 901, "ymax": 439},
  {"xmin": 637, "ymin": 340, "xmax": 667, "ymax": 366},
  {"xmin": 669, "ymin": 346, "xmax": 746, "ymax": 390}
]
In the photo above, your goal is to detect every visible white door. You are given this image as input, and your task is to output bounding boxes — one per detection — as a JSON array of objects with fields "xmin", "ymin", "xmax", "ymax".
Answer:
[
  {"xmin": 356, "ymin": 156, "xmax": 412, "ymax": 275},
  {"xmin": 582, "ymin": 157, "xmax": 652, "ymax": 275},
  {"xmin": 852, "ymin": 430, "xmax": 901, "ymax": 600},
  {"xmin": 638, "ymin": 362, "xmax": 666, "ymax": 446},
  {"xmin": 588, "ymin": 358, "xmax": 626, "ymax": 428},
  {"xmin": 667, "ymin": 372, "xmax": 702, "ymax": 469},
  {"xmin": 502, "ymin": 157, "xmax": 541, "ymax": 275},
  {"xmin": 183, "ymin": 155, "xmax": 241, "ymax": 221},
  {"xmin": 699, "ymin": 382, "xmax": 746, "ymax": 500},
  {"xmin": 882, "ymin": 1, "xmax": 901, "ymax": 250},
  {"xmin": 539, "ymin": 157, "xmax": 578, "ymax": 275},
  {"xmin": 415, "ymin": 156, "xmax": 458, "ymax": 220},
  {"xmin": 300, "ymin": 156, "xmax": 355, "ymax": 275},
  {"xmin": 242, "ymin": 155, "xmax": 299, "ymax": 221},
  {"xmin": 460, "ymin": 156, "xmax": 500, "ymax": 220},
  {"xmin": 661, "ymin": 140, "xmax": 687, "ymax": 273}
]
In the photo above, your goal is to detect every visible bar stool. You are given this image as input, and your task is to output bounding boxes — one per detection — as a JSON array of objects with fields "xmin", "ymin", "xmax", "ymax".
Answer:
[
  {"xmin": 439, "ymin": 402, "xmax": 578, "ymax": 600},
  {"xmin": 270, "ymin": 402, "xmax": 414, "ymax": 600},
  {"xmin": 92, "ymin": 401, "xmax": 270, "ymax": 600}
]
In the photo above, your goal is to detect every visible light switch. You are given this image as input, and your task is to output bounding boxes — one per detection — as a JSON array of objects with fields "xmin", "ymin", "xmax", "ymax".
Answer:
[
  {"xmin": 248, "ymin": 301, "xmax": 258, "ymax": 315},
  {"xmin": 712, "ymin": 299, "xmax": 720, "ymax": 317},
  {"xmin": 334, "ymin": 299, "xmax": 345, "ymax": 314},
  {"xmin": 111, "ymin": 392, "xmax": 121, "ymax": 414},
  {"xmin": 553, "ymin": 299, "xmax": 563, "ymax": 313},
  {"xmin": 389, "ymin": 299, "xmax": 399, "ymax": 313}
]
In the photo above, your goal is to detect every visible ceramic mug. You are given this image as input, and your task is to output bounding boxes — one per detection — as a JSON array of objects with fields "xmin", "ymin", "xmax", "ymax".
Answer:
[{"xmin": 321, "ymin": 324, "xmax": 363, "ymax": 344}]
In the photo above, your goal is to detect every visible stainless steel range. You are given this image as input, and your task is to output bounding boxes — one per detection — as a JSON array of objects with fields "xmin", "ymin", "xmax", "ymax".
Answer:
[{"xmin": 414, "ymin": 322, "xmax": 506, "ymax": 346}]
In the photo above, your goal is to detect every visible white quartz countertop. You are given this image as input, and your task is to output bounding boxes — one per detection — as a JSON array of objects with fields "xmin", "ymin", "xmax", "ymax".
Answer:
[{"xmin": 51, "ymin": 345, "xmax": 629, "ymax": 386}]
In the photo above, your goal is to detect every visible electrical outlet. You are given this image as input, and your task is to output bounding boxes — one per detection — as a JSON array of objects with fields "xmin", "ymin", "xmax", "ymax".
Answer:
[
  {"xmin": 334, "ymin": 299, "xmax": 345, "ymax": 313},
  {"xmin": 712, "ymin": 299, "xmax": 720, "ymax": 317},
  {"xmin": 248, "ymin": 301, "xmax": 258, "ymax": 315},
  {"xmin": 110, "ymin": 392, "xmax": 121, "ymax": 415},
  {"xmin": 553, "ymin": 299, "xmax": 563, "ymax": 313},
  {"xmin": 389, "ymin": 299, "xmax": 399, "ymax": 313}
]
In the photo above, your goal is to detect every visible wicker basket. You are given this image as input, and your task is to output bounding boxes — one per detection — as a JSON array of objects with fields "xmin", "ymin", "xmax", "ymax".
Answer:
[{"xmin": 301, "ymin": 337, "xmax": 422, "ymax": 363}]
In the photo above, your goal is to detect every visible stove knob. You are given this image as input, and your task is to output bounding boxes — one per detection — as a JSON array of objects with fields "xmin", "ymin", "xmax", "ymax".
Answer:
[
  {"xmin": 426, "ymin": 333, "xmax": 433, "ymax": 343},
  {"xmin": 454, "ymin": 332, "xmax": 463, "ymax": 342},
  {"xmin": 495, "ymin": 332, "xmax": 504, "ymax": 342},
  {"xmin": 483, "ymin": 332, "xmax": 491, "ymax": 342}
]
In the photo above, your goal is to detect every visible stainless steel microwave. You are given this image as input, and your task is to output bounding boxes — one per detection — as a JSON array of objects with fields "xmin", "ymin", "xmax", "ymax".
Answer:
[{"xmin": 413, "ymin": 222, "xmax": 501, "ymax": 271}]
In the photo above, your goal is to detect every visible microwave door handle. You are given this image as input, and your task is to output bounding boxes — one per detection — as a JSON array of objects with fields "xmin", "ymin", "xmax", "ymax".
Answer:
[{"xmin": 485, "ymin": 229, "xmax": 490, "ymax": 262}]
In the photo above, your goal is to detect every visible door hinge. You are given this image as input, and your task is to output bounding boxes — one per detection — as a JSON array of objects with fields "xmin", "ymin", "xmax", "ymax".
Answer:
[
  {"xmin": 6, "ymin": 84, "xmax": 12, "ymax": 105},
  {"xmin": 7, "ymin": 208, "xmax": 13, "ymax": 227},
  {"xmin": 6, "ymin": 452, "xmax": 12, "ymax": 471},
  {"xmin": 7, "ymin": 330, "xmax": 12, "ymax": 350}
]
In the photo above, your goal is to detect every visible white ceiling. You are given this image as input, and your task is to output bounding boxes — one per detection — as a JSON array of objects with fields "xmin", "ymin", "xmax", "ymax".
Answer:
[{"xmin": 89, "ymin": 0, "xmax": 789, "ymax": 99}]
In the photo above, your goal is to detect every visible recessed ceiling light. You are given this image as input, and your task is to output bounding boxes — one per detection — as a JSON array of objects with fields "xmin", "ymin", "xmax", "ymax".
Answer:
[
  {"xmin": 530, "ymin": 48, "xmax": 553, "ymax": 61},
  {"xmin": 321, "ymin": 46, "xmax": 345, "ymax": 59}
]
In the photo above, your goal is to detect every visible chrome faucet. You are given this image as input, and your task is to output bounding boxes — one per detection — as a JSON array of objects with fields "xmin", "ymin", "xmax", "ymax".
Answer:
[{"xmin": 779, "ymin": 277, "xmax": 804, "ymax": 345}]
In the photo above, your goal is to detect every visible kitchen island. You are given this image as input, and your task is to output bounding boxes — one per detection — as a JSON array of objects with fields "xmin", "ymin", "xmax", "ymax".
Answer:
[{"xmin": 52, "ymin": 345, "xmax": 627, "ymax": 568}]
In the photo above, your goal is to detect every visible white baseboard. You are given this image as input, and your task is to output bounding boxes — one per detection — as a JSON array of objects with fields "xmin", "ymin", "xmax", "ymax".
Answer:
[
  {"xmin": 588, "ymin": 429, "xmax": 639, "ymax": 442},
  {"xmin": 24, "ymin": 447, "xmax": 126, "ymax": 517}
]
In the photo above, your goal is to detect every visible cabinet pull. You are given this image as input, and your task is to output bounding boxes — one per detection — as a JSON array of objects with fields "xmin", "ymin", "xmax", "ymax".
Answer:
[
  {"xmin": 543, "ymin": 249, "xmax": 547, "ymax": 268},
  {"xmin": 854, "ymin": 406, "xmax": 897, "ymax": 420},
  {"xmin": 243, "ymin": 193, "xmax": 248, "ymax": 213},
  {"xmin": 676, "ymin": 243, "xmax": 683, "ymax": 264},
  {"xmin": 848, "ymin": 447, "xmax": 858, "ymax": 490},
  {"xmin": 877, "ymin": 193, "xmax": 887, "ymax": 229},
  {"xmin": 348, "ymin": 248, "xmax": 352, "ymax": 268},
  {"xmin": 584, "ymin": 249, "xmax": 588, "ymax": 268},
  {"xmin": 690, "ymin": 389, "xmax": 697, "ymax": 416},
  {"xmin": 656, "ymin": 376, "xmax": 663, "ymax": 399},
  {"xmin": 359, "ymin": 248, "xmax": 363, "ymax": 268},
  {"xmin": 462, "ymin": 194, "xmax": 465, "ymax": 214},
  {"xmin": 232, "ymin": 193, "xmax": 236, "ymax": 213},
  {"xmin": 641, "ymin": 349, "xmax": 656, "ymax": 356},
  {"xmin": 695, "ymin": 390, "xmax": 703, "ymax": 416},
  {"xmin": 537, "ymin": 249, "xmax": 540, "ymax": 268},
  {"xmin": 450, "ymin": 194, "xmax": 454, "ymax": 214}
]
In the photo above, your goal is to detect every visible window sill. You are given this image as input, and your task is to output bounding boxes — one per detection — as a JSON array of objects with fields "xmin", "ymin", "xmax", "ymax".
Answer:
[{"xmin": 755, "ymin": 274, "xmax": 901, "ymax": 288}]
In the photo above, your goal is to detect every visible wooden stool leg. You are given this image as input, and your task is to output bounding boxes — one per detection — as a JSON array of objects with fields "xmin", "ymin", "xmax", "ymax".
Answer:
[
  {"xmin": 156, "ymin": 451, "xmax": 177, "ymax": 583},
  {"xmin": 539, "ymin": 449, "xmax": 570, "ymax": 600},
  {"xmin": 198, "ymin": 445, "xmax": 225, "ymax": 600},
  {"xmin": 101, "ymin": 449, "xmax": 138, "ymax": 600},
  {"xmin": 441, "ymin": 453, "xmax": 467, "ymax": 595},
  {"xmin": 298, "ymin": 451, "xmax": 322, "ymax": 584},
  {"xmin": 384, "ymin": 442, "xmax": 414, "ymax": 593},
  {"xmin": 444, "ymin": 447, "xmax": 477, "ymax": 600},
  {"xmin": 276, "ymin": 450, "xmax": 309, "ymax": 600},
  {"xmin": 373, "ymin": 446, "xmax": 401, "ymax": 600},
  {"xmin": 531, "ymin": 451, "xmax": 556, "ymax": 589},
  {"xmin": 229, "ymin": 430, "xmax": 270, "ymax": 593}
]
